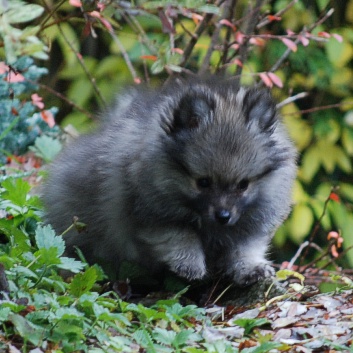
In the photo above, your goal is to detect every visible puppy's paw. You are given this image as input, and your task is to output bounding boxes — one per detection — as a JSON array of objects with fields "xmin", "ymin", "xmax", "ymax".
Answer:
[
  {"xmin": 170, "ymin": 257, "xmax": 207, "ymax": 280},
  {"xmin": 233, "ymin": 262, "xmax": 275, "ymax": 287}
]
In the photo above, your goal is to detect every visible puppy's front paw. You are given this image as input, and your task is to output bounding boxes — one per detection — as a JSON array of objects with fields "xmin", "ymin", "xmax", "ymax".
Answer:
[
  {"xmin": 170, "ymin": 257, "xmax": 207, "ymax": 280},
  {"xmin": 234, "ymin": 262, "xmax": 275, "ymax": 287}
]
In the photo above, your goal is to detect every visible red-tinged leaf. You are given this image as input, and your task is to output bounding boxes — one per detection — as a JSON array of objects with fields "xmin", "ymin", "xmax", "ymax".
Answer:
[
  {"xmin": 89, "ymin": 11, "xmax": 113, "ymax": 32},
  {"xmin": 249, "ymin": 37, "xmax": 265, "ymax": 46},
  {"xmin": 281, "ymin": 38, "xmax": 297, "ymax": 52},
  {"xmin": 97, "ymin": 3, "xmax": 105, "ymax": 11},
  {"xmin": 69, "ymin": 0, "xmax": 82, "ymax": 7},
  {"xmin": 83, "ymin": 22, "xmax": 92, "ymax": 37},
  {"xmin": 259, "ymin": 73, "xmax": 273, "ymax": 87},
  {"xmin": 11, "ymin": 107, "xmax": 19, "ymax": 116},
  {"xmin": 299, "ymin": 35, "xmax": 309, "ymax": 46},
  {"xmin": 140, "ymin": 55, "xmax": 158, "ymax": 61},
  {"xmin": 331, "ymin": 244, "xmax": 339, "ymax": 258},
  {"xmin": 192, "ymin": 13, "xmax": 203, "ymax": 24},
  {"xmin": 332, "ymin": 33, "xmax": 343, "ymax": 43},
  {"xmin": 329, "ymin": 192, "xmax": 340, "ymax": 202},
  {"xmin": 219, "ymin": 19, "xmax": 236, "ymax": 31},
  {"xmin": 31, "ymin": 93, "xmax": 44, "ymax": 109},
  {"xmin": 268, "ymin": 72, "xmax": 283, "ymax": 88},
  {"xmin": 230, "ymin": 43, "xmax": 239, "ymax": 50},
  {"xmin": 318, "ymin": 31, "xmax": 331, "ymax": 38},
  {"xmin": 159, "ymin": 10, "xmax": 175, "ymax": 34},
  {"xmin": 40, "ymin": 110, "xmax": 55, "ymax": 128},
  {"xmin": 134, "ymin": 77, "xmax": 142, "ymax": 84},
  {"xmin": 171, "ymin": 48, "xmax": 184, "ymax": 55},
  {"xmin": 286, "ymin": 29, "xmax": 295, "ymax": 36},
  {"xmin": 267, "ymin": 15, "xmax": 281, "ymax": 22},
  {"xmin": 235, "ymin": 31, "xmax": 245, "ymax": 44},
  {"xmin": 76, "ymin": 52, "xmax": 83, "ymax": 60},
  {"xmin": 232, "ymin": 59, "xmax": 243, "ymax": 67},
  {"xmin": 327, "ymin": 231, "xmax": 339, "ymax": 240}
]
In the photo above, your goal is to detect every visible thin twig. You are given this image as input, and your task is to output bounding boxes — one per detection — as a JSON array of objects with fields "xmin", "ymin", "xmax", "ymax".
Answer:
[
  {"xmin": 287, "ymin": 241, "xmax": 309, "ymax": 270},
  {"xmin": 219, "ymin": 0, "xmax": 238, "ymax": 68},
  {"xmin": 268, "ymin": 8, "xmax": 334, "ymax": 74},
  {"xmin": 257, "ymin": 0, "xmax": 298, "ymax": 28},
  {"xmin": 234, "ymin": 0, "xmax": 264, "ymax": 80},
  {"xmin": 56, "ymin": 22, "xmax": 107, "ymax": 106},
  {"xmin": 299, "ymin": 188, "xmax": 338, "ymax": 269},
  {"xmin": 313, "ymin": 244, "xmax": 353, "ymax": 273},
  {"xmin": 199, "ymin": 23, "xmax": 221, "ymax": 74},
  {"xmin": 27, "ymin": 80, "xmax": 94, "ymax": 119},
  {"xmin": 109, "ymin": 31, "xmax": 141, "ymax": 83},
  {"xmin": 277, "ymin": 92, "xmax": 309, "ymax": 108},
  {"xmin": 39, "ymin": 0, "xmax": 66, "ymax": 30},
  {"xmin": 180, "ymin": 12, "xmax": 215, "ymax": 67},
  {"xmin": 282, "ymin": 101, "xmax": 353, "ymax": 116}
]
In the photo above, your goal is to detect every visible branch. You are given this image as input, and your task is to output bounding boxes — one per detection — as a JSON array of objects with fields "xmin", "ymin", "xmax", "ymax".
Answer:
[
  {"xmin": 56, "ymin": 22, "xmax": 107, "ymax": 106},
  {"xmin": 233, "ymin": 0, "xmax": 264, "ymax": 80},
  {"xmin": 180, "ymin": 12, "xmax": 215, "ymax": 67},
  {"xmin": 219, "ymin": 0, "xmax": 238, "ymax": 68},
  {"xmin": 109, "ymin": 30, "xmax": 141, "ymax": 84},
  {"xmin": 299, "ymin": 187, "xmax": 338, "ymax": 269},
  {"xmin": 26, "ymin": 79, "xmax": 94, "ymax": 119},
  {"xmin": 277, "ymin": 92, "xmax": 309, "ymax": 109},
  {"xmin": 268, "ymin": 8, "xmax": 335, "ymax": 74},
  {"xmin": 282, "ymin": 101, "xmax": 353, "ymax": 116},
  {"xmin": 257, "ymin": 0, "xmax": 298, "ymax": 29}
]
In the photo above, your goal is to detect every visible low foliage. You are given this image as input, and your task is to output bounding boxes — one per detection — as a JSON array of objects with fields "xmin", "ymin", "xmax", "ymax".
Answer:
[{"xmin": 1, "ymin": 178, "xmax": 352, "ymax": 352}]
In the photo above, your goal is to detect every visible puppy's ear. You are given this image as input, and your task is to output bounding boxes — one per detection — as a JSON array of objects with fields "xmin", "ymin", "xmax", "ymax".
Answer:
[
  {"xmin": 243, "ymin": 88, "xmax": 277, "ymax": 132},
  {"xmin": 172, "ymin": 93, "xmax": 215, "ymax": 132}
]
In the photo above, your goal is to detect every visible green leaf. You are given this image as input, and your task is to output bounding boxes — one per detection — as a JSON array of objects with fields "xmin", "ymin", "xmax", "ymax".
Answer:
[
  {"xmin": 233, "ymin": 318, "xmax": 269, "ymax": 335},
  {"xmin": 9, "ymin": 313, "xmax": 46, "ymax": 346},
  {"xmin": 58, "ymin": 257, "xmax": 84, "ymax": 273},
  {"xmin": 276, "ymin": 269, "xmax": 305, "ymax": 285},
  {"xmin": 29, "ymin": 135, "xmax": 62, "ymax": 163},
  {"xmin": 326, "ymin": 36, "xmax": 353, "ymax": 68},
  {"xmin": 4, "ymin": 4, "xmax": 44, "ymax": 24},
  {"xmin": 153, "ymin": 327, "xmax": 176, "ymax": 345},
  {"xmin": 35, "ymin": 225, "xmax": 65, "ymax": 256},
  {"xmin": 299, "ymin": 145, "xmax": 321, "ymax": 183},
  {"xmin": 245, "ymin": 341, "xmax": 284, "ymax": 353},
  {"xmin": 1, "ymin": 178, "xmax": 30, "ymax": 207},
  {"xmin": 289, "ymin": 203, "xmax": 314, "ymax": 242},
  {"xmin": 69, "ymin": 267, "xmax": 97, "ymax": 297}
]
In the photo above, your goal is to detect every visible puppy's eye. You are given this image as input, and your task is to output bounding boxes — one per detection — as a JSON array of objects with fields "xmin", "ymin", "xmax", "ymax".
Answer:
[
  {"xmin": 237, "ymin": 179, "xmax": 249, "ymax": 191},
  {"xmin": 197, "ymin": 177, "xmax": 212, "ymax": 189}
]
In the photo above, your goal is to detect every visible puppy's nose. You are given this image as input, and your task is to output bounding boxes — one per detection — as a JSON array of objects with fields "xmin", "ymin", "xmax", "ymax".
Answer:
[{"xmin": 215, "ymin": 209, "xmax": 231, "ymax": 225}]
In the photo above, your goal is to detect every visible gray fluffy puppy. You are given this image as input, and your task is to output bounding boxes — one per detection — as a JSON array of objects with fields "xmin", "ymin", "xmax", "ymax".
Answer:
[{"xmin": 43, "ymin": 76, "xmax": 297, "ymax": 286}]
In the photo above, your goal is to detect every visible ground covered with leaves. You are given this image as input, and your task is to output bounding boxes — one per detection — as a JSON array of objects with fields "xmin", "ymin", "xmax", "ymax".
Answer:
[{"xmin": 0, "ymin": 172, "xmax": 352, "ymax": 353}]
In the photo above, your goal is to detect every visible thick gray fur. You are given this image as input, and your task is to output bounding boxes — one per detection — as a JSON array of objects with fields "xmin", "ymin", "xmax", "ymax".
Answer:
[{"xmin": 43, "ymin": 76, "xmax": 297, "ymax": 287}]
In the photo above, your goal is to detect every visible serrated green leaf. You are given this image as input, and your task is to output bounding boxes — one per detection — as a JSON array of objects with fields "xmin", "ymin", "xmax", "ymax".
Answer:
[
  {"xmin": 35, "ymin": 225, "xmax": 65, "ymax": 256},
  {"xmin": 133, "ymin": 329, "xmax": 155, "ymax": 350},
  {"xmin": 29, "ymin": 135, "xmax": 62, "ymax": 163},
  {"xmin": 58, "ymin": 257, "xmax": 84, "ymax": 273},
  {"xmin": 69, "ymin": 267, "xmax": 97, "ymax": 297},
  {"xmin": 153, "ymin": 327, "xmax": 176, "ymax": 345},
  {"xmin": 1, "ymin": 178, "xmax": 30, "ymax": 207}
]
